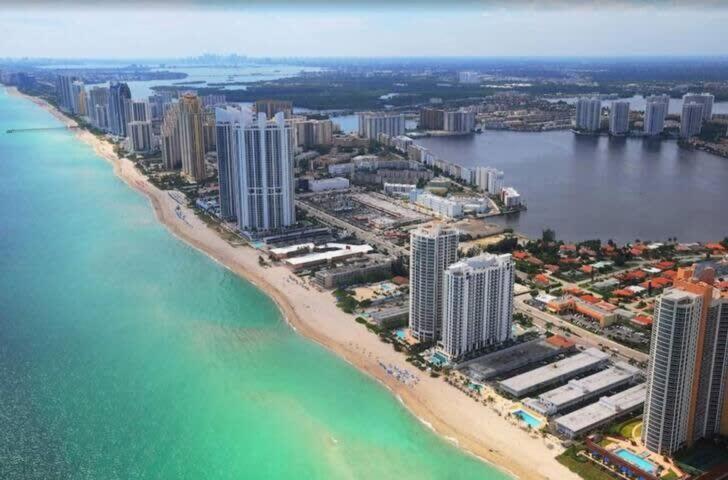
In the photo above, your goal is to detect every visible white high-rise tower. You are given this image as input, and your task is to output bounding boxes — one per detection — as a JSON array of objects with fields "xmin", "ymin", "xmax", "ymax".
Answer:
[
  {"xmin": 441, "ymin": 254, "xmax": 514, "ymax": 360},
  {"xmin": 409, "ymin": 224, "xmax": 459, "ymax": 342}
]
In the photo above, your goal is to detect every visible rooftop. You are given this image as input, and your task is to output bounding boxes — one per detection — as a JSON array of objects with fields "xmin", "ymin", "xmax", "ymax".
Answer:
[
  {"xmin": 498, "ymin": 348, "xmax": 609, "ymax": 397},
  {"xmin": 555, "ymin": 383, "xmax": 647, "ymax": 435}
]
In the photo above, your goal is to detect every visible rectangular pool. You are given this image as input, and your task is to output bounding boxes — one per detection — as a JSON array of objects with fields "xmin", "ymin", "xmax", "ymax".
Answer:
[
  {"xmin": 513, "ymin": 409, "xmax": 542, "ymax": 428},
  {"xmin": 615, "ymin": 448, "xmax": 657, "ymax": 474}
]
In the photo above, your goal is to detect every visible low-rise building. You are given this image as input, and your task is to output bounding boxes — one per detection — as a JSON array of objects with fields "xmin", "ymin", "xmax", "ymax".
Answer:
[
  {"xmin": 523, "ymin": 362, "xmax": 641, "ymax": 416},
  {"xmin": 314, "ymin": 254, "xmax": 393, "ymax": 289},
  {"xmin": 309, "ymin": 177, "xmax": 350, "ymax": 192},
  {"xmin": 498, "ymin": 348, "xmax": 610, "ymax": 398},
  {"xmin": 554, "ymin": 383, "xmax": 647, "ymax": 438}
]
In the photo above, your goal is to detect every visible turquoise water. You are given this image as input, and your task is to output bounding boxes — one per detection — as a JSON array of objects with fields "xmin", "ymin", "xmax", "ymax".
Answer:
[
  {"xmin": 615, "ymin": 448, "xmax": 657, "ymax": 474},
  {"xmin": 513, "ymin": 410, "xmax": 543, "ymax": 429},
  {"xmin": 0, "ymin": 87, "xmax": 508, "ymax": 479}
]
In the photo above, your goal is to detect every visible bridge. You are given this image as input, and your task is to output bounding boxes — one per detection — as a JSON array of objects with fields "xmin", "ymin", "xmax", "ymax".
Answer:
[{"xmin": 6, "ymin": 126, "xmax": 79, "ymax": 134}]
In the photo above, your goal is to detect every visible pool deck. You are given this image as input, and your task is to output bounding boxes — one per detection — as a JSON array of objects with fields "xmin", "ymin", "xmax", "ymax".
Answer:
[{"xmin": 599, "ymin": 435, "xmax": 685, "ymax": 479}]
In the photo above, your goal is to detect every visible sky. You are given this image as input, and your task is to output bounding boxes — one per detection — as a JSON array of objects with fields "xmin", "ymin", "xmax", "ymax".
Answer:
[{"xmin": 2, "ymin": 1, "xmax": 728, "ymax": 58}]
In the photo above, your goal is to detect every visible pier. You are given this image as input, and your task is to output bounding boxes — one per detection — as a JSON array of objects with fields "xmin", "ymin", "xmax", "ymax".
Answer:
[{"xmin": 6, "ymin": 126, "xmax": 79, "ymax": 134}]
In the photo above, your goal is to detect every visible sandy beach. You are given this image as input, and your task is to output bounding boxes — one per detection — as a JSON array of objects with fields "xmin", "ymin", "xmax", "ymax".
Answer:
[{"xmin": 7, "ymin": 86, "xmax": 579, "ymax": 480}]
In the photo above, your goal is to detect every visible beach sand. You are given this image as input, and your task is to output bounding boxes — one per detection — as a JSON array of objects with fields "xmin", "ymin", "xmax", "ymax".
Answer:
[{"xmin": 7, "ymin": 86, "xmax": 579, "ymax": 480}]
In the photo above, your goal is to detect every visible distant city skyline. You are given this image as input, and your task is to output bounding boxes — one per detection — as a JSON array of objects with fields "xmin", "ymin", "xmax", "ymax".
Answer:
[{"xmin": 3, "ymin": 3, "xmax": 728, "ymax": 58}]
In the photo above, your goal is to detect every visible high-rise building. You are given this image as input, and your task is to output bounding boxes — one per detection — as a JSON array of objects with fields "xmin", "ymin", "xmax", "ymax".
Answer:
[
  {"xmin": 292, "ymin": 118, "xmax": 334, "ymax": 148},
  {"xmin": 644, "ymin": 95, "xmax": 670, "ymax": 136},
  {"xmin": 575, "ymin": 98, "xmax": 602, "ymax": 132},
  {"xmin": 202, "ymin": 110, "xmax": 217, "ymax": 153},
  {"xmin": 215, "ymin": 106, "xmax": 250, "ymax": 221},
  {"xmin": 608, "ymin": 100, "xmax": 630, "ymax": 135},
  {"xmin": 443, "ymin": 109, "xmax": 476, "ymax": 133},
  {"xmin": 458, "ymin": 71, "xmax": 480, "ymax": 84},
  {"xmin": 128, "ymin": 100, "xmax": 151, "ymax": 123},
  {"xmin": 54, "ymin": 74, "xmax": 76, "ymax": 114},
  {"xmin": 88, "ymin": 86, "xmax": 109, "ymax": 129},
  {"xmin": 358, "ymin": 112, "xmax": 406, "ymax": 140},
  {"xmin": 642, "ymin": 266, "xmax": 728, "ymax": 455},
  {"xmin": 127, "ymin": 121, "xmax": 153, "ymax": 153},
  {"xmin": 409, "ymin": 224, "xmax": 459, "ymax": 342},
  {"xmin": 71, "ymin": 80, "xmax": 87, "ymax": 116},
  {"xmin": 420, "ymin": 107, "xmax": 445, "ymax": 130},
  {"xmin": 441, "ymin": 254, "xmax": 514, "ymax": 360},
  {"xmin": 487, "ymin": 168, "xmax": 504, "ymax": 195},
  {"xmin": 254, "ymin": 99, "xmax": 293, "ymax": 119},
  {"xmin": 108, "ymin": 82, "xmax": 131, "ymax": 137},
  {"xmin": 178, "ymin": 93, "xmax": 207, "ymax": 181},
  {"xmin": 680, "ymin": 102, "xmax": 705, "ymax": 139},
  {"xmin": 161, "ymin": 103, "xmax": 182, "ymax": 170},
  {"xmin": 683, "ymin": 93, "xmax": 714, "ymax": 121},
  {"xmin": 236, "ymin": 112, "xmax": 296, "ymax": 232}
]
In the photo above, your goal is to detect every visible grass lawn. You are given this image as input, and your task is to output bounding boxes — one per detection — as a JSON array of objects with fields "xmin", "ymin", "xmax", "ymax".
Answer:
[{"xmin": 556, "ymin": 446, "xmax": 619, "ymax": 480}]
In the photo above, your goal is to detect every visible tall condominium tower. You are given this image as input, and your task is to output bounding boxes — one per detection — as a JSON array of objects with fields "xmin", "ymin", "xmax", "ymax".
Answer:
[
  {"xmin": 71, "ymin": 81, "xmax": 87, "ymax": 116},
  {"xmin": 55, "ymin": 74, "xmax": 76, "ymax": 114},
  {"xmin": 160, "ymin": 103, "xmax": 182, "ymax": 170},
  {"xmin": 108, "ymin": 82, "xmax": 131, "ymax": 137},
  {"xmin": 680, "ymin": 102, "xmax": 705, "ymax": 139},
  {"xmin": 88, "ymin": 86, "xmax": 109, "ymax": 130},
  {"xmin": 441, "ymin": 254, "xmax": 514, "ymax": 360},
  {"xmin": 292, "ymin": 118, "xmax": 334, "ymax": 148},
  {"xmin": 643, "ymin": 267, "xmax": 728, "ymax": 455},
  {"xmin": 420, "ymin": 107, "xmax": 445, "ymax": 130},
  {"xmin": 443, "ymin": 109, "xmax": 476, "ymax": 133},
  {"xmin": 236, "ymin": 112, "xmax": 295, "ymax": 232},
  {"xmin": 358, "ymin": 112, "xmax": 406, "ymax": 140},
  {"xmin": 409, "ymin": 224, "xmax": 459, "ymax": 342},
  {"xmin": 608, "ymin": 100, "xmax": 630, "ymax": 135},
  {"xmin": 644, "ymin": 95, "xmax": 670, "ymax": 136},
  {"xmin": 215, "ymin": 106, "xmax": 250, "ymax": 221},
  {"xmin": 683, "ymin": 93, "xmax": 714, "ymax": 121},
  {"xmin": 575, "ymin": 98, "xmax": 602, "ymax": 132},
  {"xmin": 178, "ymin": 93, "xmax": 207, "ymax": 182},
  {"xmin": 254, "ymin": 99, "xmax": 293, "ymax": 119}
]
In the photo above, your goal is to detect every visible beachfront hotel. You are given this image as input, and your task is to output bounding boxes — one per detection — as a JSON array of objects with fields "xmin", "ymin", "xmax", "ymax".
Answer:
[
  {"xmin": 409, "ymin": 224, "xmax": 459, "ymax": 342},
  {"xmin": 441, "ymin": 253, "xmax": 515, "ymax": 360},
  {"xmin": 227, "ymin": 111, "xmax": 296, "ymax": 232},
  {"xmin": 642, "ymin": 266, "xmax": 728, "ymax": 455}
]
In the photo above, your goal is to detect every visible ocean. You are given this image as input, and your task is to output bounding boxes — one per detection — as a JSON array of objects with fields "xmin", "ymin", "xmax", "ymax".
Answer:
[{"xmin": 0, "ymin": 88, "xmax": 507, "ymax": 479}]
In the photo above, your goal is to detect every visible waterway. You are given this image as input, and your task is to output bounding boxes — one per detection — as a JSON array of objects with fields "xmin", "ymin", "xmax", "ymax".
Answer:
[
  {"xmin": 416, "ymin": 130, "xmax": 728, "ymax": 243},
  {"xmin": 0, "ymin": 87, "xmax": 506, "ymax": 479}
]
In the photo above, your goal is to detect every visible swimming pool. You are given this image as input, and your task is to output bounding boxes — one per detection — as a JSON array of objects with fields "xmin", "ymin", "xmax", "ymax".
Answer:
[
  {"xmin": 512, "ymin": 409, "xmax": 542, "ymax": 429},
  {"xmin": 615, "ymin": 448, "xmax": 657, "ymax": 474},
  {"xmin": 395, "ymin": 329, "xmax": 406, "ymax": 340}
]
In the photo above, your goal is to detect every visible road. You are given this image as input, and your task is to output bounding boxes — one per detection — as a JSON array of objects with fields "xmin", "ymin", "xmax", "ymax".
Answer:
[{"xmin": 514, "ymin": 295, "xmax": 649, "ymax": 365}]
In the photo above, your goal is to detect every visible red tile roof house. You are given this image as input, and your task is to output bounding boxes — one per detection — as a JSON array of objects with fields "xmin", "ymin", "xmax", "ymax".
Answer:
[
  {"xmin": 613, "ymin": 289, "xmax": 636, "ymax": 298},
  {"xmin": 631, "ymin": 315, "xmax": 653, "ymax": 328},
  {"xmin": 654, "ymin": 260, "xmax": 675, "ymax": 270},
  {"xmin": 706, "ymin": 243, "xmax": 727, "ymax": 253},
  {"xmin": 580, "ymin": 265, "xmax": 594, "ymax": 274},
  {"xmin": 560, "ymin": 244, "xmax": 577, "ymax": 253},
  {"xmin": 533, "ymin": 274, "xmax": 551, "ymax": 286},
  {"xmin": 545, "ymin": 264, "xmax": 560, "ymax": 273},
  {"xmin": 512, "ymin": 251, "xmax": 529, "ymax": 260}
]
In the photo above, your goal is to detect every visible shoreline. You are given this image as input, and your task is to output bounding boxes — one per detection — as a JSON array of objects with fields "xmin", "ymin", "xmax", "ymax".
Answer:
[{"xmin": 6, "ymin": 86, "xmax": 579, "ymax": 480}]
